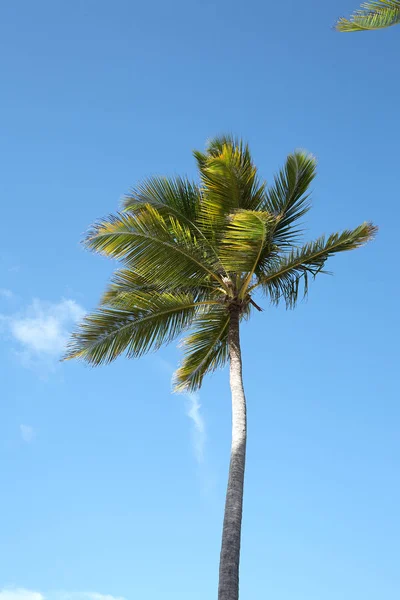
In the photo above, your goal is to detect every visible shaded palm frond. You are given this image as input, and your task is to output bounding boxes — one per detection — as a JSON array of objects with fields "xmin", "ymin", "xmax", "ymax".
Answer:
[
  {"xmin": 122, "ymin": 179, "xmax": 226, "ymax": 275},
  {"xmin": 252, "ymin": 222, "xmax": 377, "ymax": 308},
  {"xmin": 122, "ymin": 175, "xmax": 204, "ymax": 233},
  {"xmin": 263, "ymin": 151, "xmax": 317, "ymax": 247},
  {"xmin": 101, "ymin": 269, "xmax": 220, "ymax": 306},
  {"xmin": 64, "ymin": 292, "xmax": 219, "ymax": 365},
  {"xmin": 173, "ymin": 305, "xmax": 230, "ymax": 392},
  {"xmin": 336, "ymin": 0, "xmax": 400, "ymax": 31}
]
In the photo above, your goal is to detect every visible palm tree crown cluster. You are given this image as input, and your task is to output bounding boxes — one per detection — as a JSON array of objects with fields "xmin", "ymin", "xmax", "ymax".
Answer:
[{"xmin": 66, "ymin": 137, "xmax": 375, "ymax": 390}]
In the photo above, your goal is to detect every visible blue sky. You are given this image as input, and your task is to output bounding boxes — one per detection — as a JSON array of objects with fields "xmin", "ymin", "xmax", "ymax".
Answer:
[{"xmin": 1, "ymin": 0, "xmax": 399, "ymax": 598}]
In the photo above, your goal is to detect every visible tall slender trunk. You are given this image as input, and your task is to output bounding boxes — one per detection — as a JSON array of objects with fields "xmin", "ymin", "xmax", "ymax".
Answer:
[{"xmin": 218, "ymin": 307, "xmax": 247, "ymax": 600}]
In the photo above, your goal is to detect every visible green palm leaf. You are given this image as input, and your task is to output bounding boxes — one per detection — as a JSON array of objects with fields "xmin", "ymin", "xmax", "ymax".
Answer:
[
  {"xmin": 101, "ymin": 269, "xmax": 218, "ymax": 306},
  {"xmin": 122, "ymin": 176, "xmax": 201, "ymax": 224},
  {"xmin": 64, "ymin": 292, "xmax": 219, "ymax": 365},
  {"xmin": 194, "ymin": 137, "xmax": 266, "ymax": 241},
  {"xmin": 122, "ymin": 176, "xmax": 226, "ymax": 271},
  {"xmin": 173, "ymin": 306, "xmax": 230, "ymax": 392},
  {"xmin": 194, "ymin": 135, "xmax": 253, "ymax": 169},
  {"xmin": 84, "ymin": 206, "xmax": 226, "ymax": 290},
  {"xmin": 218, "ymin": 210, "xmax": 277, "ymax": 295},
  {"xmin": 262, "ymin": 151, "xmax": 317, "ymax": 247},
  {"xmin": 252, "ymin": 222, "xmax": 377, "ymax": 308},
  {"xmin": 336, "ymin": 0, "xmax": 400, "ymax": 31}
]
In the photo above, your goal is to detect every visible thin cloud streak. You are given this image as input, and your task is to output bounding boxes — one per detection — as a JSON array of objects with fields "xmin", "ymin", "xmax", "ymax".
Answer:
[
  {"xmin": 0, "ymin": 590, "xmax": 43, "ymax": 600},
  {"xmin": 0, "ymin": 589, "xmax": 125, "ymax": 600},
  {"xmin": 20, "ymin": 424, "xmax": 35, "ymax": 443},
  {"xmin": 82, "ymin": 594, "xmax": 126, "ymax": 600},
  {"xmin": 186, "ymin": 392, "xmax": 206, "ymax": 464},
  {"xmin": 156, "ymin": 357, "xmax": 207, "ymax": 464}
]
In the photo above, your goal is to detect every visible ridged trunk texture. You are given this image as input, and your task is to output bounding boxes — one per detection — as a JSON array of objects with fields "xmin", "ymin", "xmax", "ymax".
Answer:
[{"xmin": 218, "ymin": 307, "xmax": 247, "ymax": 600}]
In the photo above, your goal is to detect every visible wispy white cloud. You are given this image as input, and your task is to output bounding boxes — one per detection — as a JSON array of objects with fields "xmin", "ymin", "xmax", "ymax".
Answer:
[
  {"xmin": 155, "ymin": 357, "xmax": 207, "ymax": 464},
  {"xmin": 1, "ymin": 298, "xmax": 85, "ymax": 372},
  {"xmin": 0, "ymin": 288, "xmax": 13, "ymax": 299},
  {"xmin": 185, "ymin": 392, "xmax": 205, "ymax": 464},
  {"xmin": 0, "ymin": 590, "xmax": 125, "ymax": 600},
  {"xmin": 81, "ymin": 594, "xmax": 126, "ymax": 600},
  {"xmin": 0, "ymin": 590, "xmax": 44, "ymax": 600},
  {"xmin": 20, "ymin": 424, "xmax": 35, "ymax": 443},
  {"xmin": 9, "ymin": 299, "xmax": 85, "ymax": 355},
  {"xmin": 57, "ymin": 593, "xmax": 126, "ymax": 600},
  {"xmin": 156, "ymin": 357, "xmax": 176, "ymax": 377}
]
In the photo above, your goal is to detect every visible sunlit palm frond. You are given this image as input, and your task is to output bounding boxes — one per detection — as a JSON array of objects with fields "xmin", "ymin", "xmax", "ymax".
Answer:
[
  {"xmin": 64, "ymin": 292, "xmax": 219, "ymax": 365},
  {"xmin": 336, "ymin": 0, "xmax": 400, "ymax": 31},
  {"xmin": 194, "ymin": 137, "xmax": 266, "ymax": 240},
  {"xmin": 252, "ymin": 222, "xmax": 377, "ymax": 308},
  {"xmin": 218, "ymin": 210, "xmax": 277, "ymax": 294},
  {"xmin": 173, "ymin": 306, "xmax": 230, "ymax": 392},
  {"xmin": 84, "ymin": 206, "xmax": 226, "ymax": 290},
  {"xmin": 263, "ymin": 151, "xmax": 317, "ymax": 247},
  {"xmin": 193, "ymin": 134, "xmax": 252, "ymax": 167}
]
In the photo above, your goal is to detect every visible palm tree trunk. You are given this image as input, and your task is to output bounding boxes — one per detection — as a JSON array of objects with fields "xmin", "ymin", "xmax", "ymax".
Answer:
[{"xmin": 218, "ymin": 306, "xmax": 247, "ymax": 600}]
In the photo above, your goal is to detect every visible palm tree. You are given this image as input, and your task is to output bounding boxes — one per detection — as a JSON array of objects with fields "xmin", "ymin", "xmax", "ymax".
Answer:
[
  {"xmin": 336, "ymin": 0, "xmax": 400, "ymax": 31},
  {"xmin": 65, "ymin": 136, "xmax": 376, "ymax": 600}
]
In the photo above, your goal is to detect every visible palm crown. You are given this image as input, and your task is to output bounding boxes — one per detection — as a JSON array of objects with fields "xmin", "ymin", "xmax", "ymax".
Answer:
[
  {"xmin": 65, "ymin": 136, "xmax": 376, "ymax": 390},
  {"xmin": 336, "ymin": 0, "xmax": 400, "ymax": 31}
]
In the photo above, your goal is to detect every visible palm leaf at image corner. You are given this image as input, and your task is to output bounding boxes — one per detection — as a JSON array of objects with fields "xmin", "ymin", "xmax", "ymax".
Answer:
[{"xmin": 336, "ymin": 0, "xmax": 400, "ymax": 31}]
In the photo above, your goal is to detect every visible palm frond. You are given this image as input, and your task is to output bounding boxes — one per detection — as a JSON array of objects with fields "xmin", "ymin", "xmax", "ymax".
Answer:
[
  {"xmin": 194, "ymin": 137, "xmax": 266, "ymax": 241},
  {"xmin": 122, "ymin": 175, "xmax": 201, "ymax": 224},
  {"xmin": 64, "ymin": 292, "xmax": 219, "ymax": 365},
  {"xmin": 263, "ymin": 151, "xmax": 317, "ymax": 247},
  {"xmin": 84, "ymin": 206, "xmax": 226, "ymax": 290},
  {"xmin": 194, "ymin": 134, "xmax": 252, "ymax": 166},
  {"xmin": 100, "ymin": 270, "xmax": 162, "ymax": 300},
  {"xmin": 122, "ymin": 177, "xmax": 226, "ymax": 274},
  {"xmin": 173, "ymin": 306, "xmax": 230, "ymax": 392},
  {"xmin": 251, "ymin": 222, "xmax": 377, "ymax": 308},
  {"xmin": 336, "ymin": 0, "xmax": 400, "ymax": 31},
  {"xmin": 101, "ymin": 269, "xmax": 220, "ymax": 306},
  {"xmin": 218, "ymin": 210, "xmax": 277, "ymax": 293}
]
